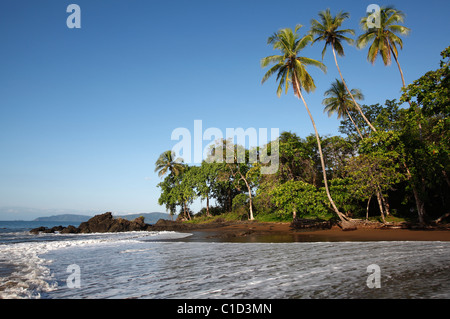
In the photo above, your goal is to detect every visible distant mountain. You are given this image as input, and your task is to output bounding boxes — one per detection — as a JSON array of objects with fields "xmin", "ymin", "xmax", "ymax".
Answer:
[
  {"xmin": 32, "ymin": 212, "xmax": 173, "ymax": 224},
  {"xmin": 0, "ymin": 206, "xmax": 97, "ymax": 221},
  {"xmin": 33, "ymin": 214, "xmax": 92, "ymax": 222},
  {"xmin": 115, "ymin": 213, "xmax": 173, "ymax": 224}
]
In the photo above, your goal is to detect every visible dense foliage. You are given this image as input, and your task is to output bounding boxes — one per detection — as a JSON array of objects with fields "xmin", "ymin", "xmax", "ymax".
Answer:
[{"xmin": 156, "ymin": 6, "xmax": 449, "ymax": 225}]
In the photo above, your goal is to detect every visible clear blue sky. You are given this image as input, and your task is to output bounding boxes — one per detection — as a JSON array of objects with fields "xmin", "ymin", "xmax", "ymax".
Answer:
[{"xmin": 0, "ymin": 0, "xmax": 449, "ymax": 220}]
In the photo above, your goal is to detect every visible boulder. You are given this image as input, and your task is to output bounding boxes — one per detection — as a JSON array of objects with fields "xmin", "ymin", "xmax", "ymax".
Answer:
[
  {"xmin": 130, "ymin": 216, "xmax": 148, "ymax": 231},
  {"xmin": 78, "ymin": 212, "xmax": 116, "ymax": 233},
  {"xmin": 30, "ymin": 212, "xmax": 153, "ymax": 234},
  {"xmin": 339, "ymin": 220, "xmax": 357, "ymax": 231},
  {"xmin": 30, "ymin": 226, "xmax": 48, "ymax": 234},
  {"xmin": 60, "ymin": 225, "xmax": 79, "ymax": 234}
]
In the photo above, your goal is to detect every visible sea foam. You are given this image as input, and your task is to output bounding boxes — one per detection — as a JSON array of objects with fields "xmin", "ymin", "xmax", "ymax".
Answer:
[{"xmin": 0, "ymin": 231, "xmax": 191, "ymax": 298}]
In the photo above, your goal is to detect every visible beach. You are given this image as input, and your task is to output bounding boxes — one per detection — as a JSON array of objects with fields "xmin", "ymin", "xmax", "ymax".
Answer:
[
  {"xmin": 176, "ymin": 221, "xmax": 450, "ymax": 243},
  {"xmin": 1, "ymin": 219, "xmax": 450, "ymax": 299}
]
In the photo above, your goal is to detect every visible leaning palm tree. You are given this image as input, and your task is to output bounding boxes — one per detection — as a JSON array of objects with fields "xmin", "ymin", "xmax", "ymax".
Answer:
[
  {"xmin": 261, "ymin": 25, "xmax": 351, "ymax": 226},
  {"xmin": 154, "ymin": 150, "xmax": 185, "ymax": 178},
  {"xmin": 310, "ymin": 8, "xmax": 377, "ymax": 133},
  {"xmin": 356, "ymin": 6, "xmax": 410, "ymax": 88},
  {"xmin": 323, "ymin": 79, "xmax": 365, "ymax": 139}
]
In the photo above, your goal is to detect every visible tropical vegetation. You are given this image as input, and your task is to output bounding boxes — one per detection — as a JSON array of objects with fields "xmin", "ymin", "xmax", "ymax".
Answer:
[{"xmin": 156, "ymin": 7, "xmax": 449, "ymax": 228}]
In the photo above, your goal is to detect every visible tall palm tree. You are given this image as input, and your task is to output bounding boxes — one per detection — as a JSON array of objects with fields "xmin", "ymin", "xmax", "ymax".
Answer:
[
  {"xmin": 356, "ymin": 6, "xmax": 410, "ymax": 88},
  {"xmin": 310, "ymin": 8, "xmax": 377, "ymax": 133},
  {"xmin": 154, "ymin": 150, "xmax": 185, "ymax": 178},
  {"xmin": 261, "ymin": 25, "xmax": 351, "ymax": 225},
  {"xmin": 323, "ymin": 79, "xmax": 365, "ymax": 139}
]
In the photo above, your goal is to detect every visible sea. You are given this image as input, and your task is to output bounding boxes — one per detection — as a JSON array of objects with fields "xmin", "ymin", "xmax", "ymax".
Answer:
[{"xmin": 1, "ymin": 220, "xmax": 449, "ymax": 299}]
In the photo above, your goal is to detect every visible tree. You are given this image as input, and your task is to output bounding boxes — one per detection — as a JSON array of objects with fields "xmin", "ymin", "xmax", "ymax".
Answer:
[
  {"xmin": 277, "ymin": 131, "xmax": 316, "ymax": 184},
  {"xmin": 346, "ymin": 151, "xmax": 404, "ymax": 223},
  {"xmin": 399, "ymin": 47, "xmax": 450, "ymax": 223},
  {"xmin": 310, "ymin": 8, "xmax": 376, "ymax": 132},
  {"xmin": 357, "ymin": 6, "xmax": 410, "ymax": 88},
  {"xmin": 155, "ymin": 150, "xmax": 188, "ymax": 219},
  {"xmin": 157, "ymin": 174, "xmax": 180, "ymax": 219},
  {"xmin": 261, "ymin": 25, "xmax": 352, "ymax": 226},
  {"xmin": 192, "ymin": 161, "xmax": 220, "ymax": 217},
  {"xmin": 401, "ymin": 46, "xmax": 450, "ymax": 117},
  {"xmin": 215, "ymin": 142, "xmax": 260, "ymax": 221},
  {"xmin": 270, "ymin": 180, "xmax": 329, "ymax": 220},
  {"xmin": 154, "ymin": 150, "xmax": 185, "ymax": 178},
  {"xmin": 322, "ymin": 79, "xmax": 365, "ymax": 139}
]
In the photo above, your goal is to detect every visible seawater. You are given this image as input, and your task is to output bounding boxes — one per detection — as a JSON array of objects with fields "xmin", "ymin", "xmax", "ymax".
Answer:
[{"xmin": 1, "ymin": 221, "xmax": 449, "ymax": 299}]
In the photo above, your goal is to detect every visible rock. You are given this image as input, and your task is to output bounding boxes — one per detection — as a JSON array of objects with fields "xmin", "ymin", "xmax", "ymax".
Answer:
[
  {"xmin": 78, "ymin": 212, "xmax": 116, "ymax": 233},
  {"xmin": 60, "ymin": 225, "xmax": 79, "ymax": 234},
  {"xmin": 30, "ymin": 226, "xmax": 48, "ymax": 234},
  {"xmin": 130, "ymin": 216, "xmax": 148, "ymax": 231},
  {"xmin": 30, "ymin": 212, "xmax": 153, "ymax": 234},
  {"xmin": 339, "ymin": 220, "xmax": 357, "ymax": 231}
]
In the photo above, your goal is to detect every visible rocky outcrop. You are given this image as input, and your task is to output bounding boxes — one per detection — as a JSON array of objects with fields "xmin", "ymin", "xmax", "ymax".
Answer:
[
  {"xmin": 290, "ymin": 218, "xmax": 334, "ymax": 231},
  {"xmin": 30, "ymin": 212, "xmax": 151, "ymax": 234}
]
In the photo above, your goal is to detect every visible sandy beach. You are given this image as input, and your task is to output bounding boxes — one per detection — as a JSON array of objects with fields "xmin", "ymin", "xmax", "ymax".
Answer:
[{"xmin": 176, "ymin": 221, "xmax": 450, "ymax": 243}]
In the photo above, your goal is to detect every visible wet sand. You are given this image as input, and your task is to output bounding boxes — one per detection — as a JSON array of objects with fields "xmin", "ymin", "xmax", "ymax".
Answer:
[{"xmin": 178, "ymin": 222, "xmax": 450, "ymax": 243}]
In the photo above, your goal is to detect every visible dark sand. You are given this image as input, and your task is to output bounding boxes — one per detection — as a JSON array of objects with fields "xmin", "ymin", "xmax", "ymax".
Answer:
[{"xmin": 176, "ymin": 222, "xmax": 450, "ymax": 243}]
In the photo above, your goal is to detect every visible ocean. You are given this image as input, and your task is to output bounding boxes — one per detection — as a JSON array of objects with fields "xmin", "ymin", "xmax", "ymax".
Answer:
[{"xmin": 0, "ymin": 220, "xmax": 449, "ymax": 299}]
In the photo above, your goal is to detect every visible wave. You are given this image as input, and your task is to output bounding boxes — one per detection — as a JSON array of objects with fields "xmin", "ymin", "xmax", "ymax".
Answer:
[{"xmin": 0, "ymin": 231, "xmax": 192, "ymax": 299}]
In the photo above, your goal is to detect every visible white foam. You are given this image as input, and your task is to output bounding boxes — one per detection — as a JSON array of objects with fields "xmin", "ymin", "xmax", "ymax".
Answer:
[{"xmin": 0, "ymin": 231, "xmax": 190, "ymax": 299}]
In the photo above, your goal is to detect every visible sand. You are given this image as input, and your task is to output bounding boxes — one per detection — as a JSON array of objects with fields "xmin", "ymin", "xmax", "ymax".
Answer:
[{"xmin": 179, "ymin": 221, "xmax": 450, "ymax": 243}]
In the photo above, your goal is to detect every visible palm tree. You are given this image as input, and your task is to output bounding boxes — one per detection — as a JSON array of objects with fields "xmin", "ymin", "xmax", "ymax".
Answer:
[
  {"xmin": 310, "ymin": 8, "xmax": 377, "ymax": 133},
  {"xmin": 154, "ymin": 150, "xmax": 185, "ymax": 178},
  {"xmin": 323, "ymin": 79, "xmax": 365, "ymax": 139},
  {"xmin": 356, "ymin": 6, "xmax": 410, "ymax": 88},
  {"xmin": 261, "ymin": 25, "xmax": 351, "ymax": 226}
]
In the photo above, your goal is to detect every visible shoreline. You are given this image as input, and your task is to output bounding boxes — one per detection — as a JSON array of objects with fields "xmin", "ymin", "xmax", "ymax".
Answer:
[{"xmin": 170, "ymin": 221, "xmax": 450, "ymax": 243}]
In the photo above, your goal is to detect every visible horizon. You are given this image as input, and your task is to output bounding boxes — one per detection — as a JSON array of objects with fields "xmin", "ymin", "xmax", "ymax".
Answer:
[
  {"xmin": 0, "ymin": 205, "xmax": 172, "ymax": 221},
  {"xmin": 1, "ymin": 0, "xmax": 449, "ymax": 220}
]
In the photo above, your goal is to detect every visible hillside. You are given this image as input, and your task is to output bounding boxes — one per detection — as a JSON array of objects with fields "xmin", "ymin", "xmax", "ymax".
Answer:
[
  {"xmin": 33, "ymin": 214, "xmax": 92, "ymax": 222},
  {"xmin": 33, "ymin": 212, "xmax": 173, "ymax": 224}
]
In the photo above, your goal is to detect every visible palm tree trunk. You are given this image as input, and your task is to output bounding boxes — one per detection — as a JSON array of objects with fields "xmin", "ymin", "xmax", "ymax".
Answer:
[
  {"xmin": 346, "ymin": 109, "xmax": 364, "ymax": 139},
  {"xmin": 389, "ymin": 45, "xmax": 406, "ymax": 88},
  {"xmin": 293, "ymin": 77, "xmax": 349, "ymax": 224},
  {"xmin": 332, "ymin": 46, "xmax": 377, "ymax": 133}
]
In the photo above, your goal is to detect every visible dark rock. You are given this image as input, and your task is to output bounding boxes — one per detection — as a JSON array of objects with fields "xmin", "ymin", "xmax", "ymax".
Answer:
[
  {"xmin": 339, "ymin": 220, "xmax": 357, "ymax": 231},
  {"xmin": 30, "ymin": 226, "xmax": 48, "ymax": 234},
  {"xmin": 78, "ymin": 212, "xmax": 116, "ymax": 233},
  {"xmin": 130, "ymin": 216, "xmax": 148, "ymax": 231},
  {"xmin": 30, "ymin": 212, "xmax": 153, "ymax": 234},
  {"xmin": 60, "ymin": 225, "xmax": 79, "ymax": 234}
]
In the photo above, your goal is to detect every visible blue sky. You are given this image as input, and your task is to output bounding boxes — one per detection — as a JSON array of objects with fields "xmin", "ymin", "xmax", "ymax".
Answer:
[{"xmin": 0, "ymin": 0, "xmax": 449, "ymax": 220}]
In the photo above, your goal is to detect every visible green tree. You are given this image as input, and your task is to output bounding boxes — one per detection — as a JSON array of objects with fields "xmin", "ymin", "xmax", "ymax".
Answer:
[
  {"xmin": 157, "ymin": 174, "xmax": 180, "ymax": 219},
  {"xmin": 357, "ymin": 6, "xmax": 410, "ymax": 88},
  {"xmin": 270, "ymin": 180, "xmax": 329, "ymax": 220},
  {"xmin": 310, "ymin": 8, "xmax": 376, "ymax": 132},
  {"xmin": 322, "ymin": 79, "xmax": 365, "ymax": 139},
  {"xmin": 346, "ymin": 150, "xmax": 404, "ymax": 223},
  {"xmin": 261, "ymin": 25, "xmax": 351, "ymax": 226},
  {"xmin": 154, "ymin": 150, "xmax": 185, "ymax": 178},
  {"xmin": 192, "ymin": 161, "xmax": 220, "ymax": 217}
]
